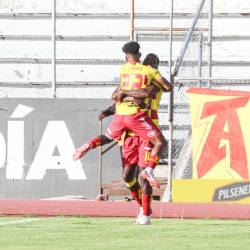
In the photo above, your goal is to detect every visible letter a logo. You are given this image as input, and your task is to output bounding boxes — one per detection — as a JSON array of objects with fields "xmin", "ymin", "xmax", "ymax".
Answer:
[{"xmin": 197, "ymin": 96, "xmax": 249, "ymax": 179}]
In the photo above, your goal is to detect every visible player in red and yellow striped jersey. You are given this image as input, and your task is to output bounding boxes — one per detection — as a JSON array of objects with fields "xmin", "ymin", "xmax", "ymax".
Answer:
[{"xmin": 73, "ymin": 42, "xmax": 172, "ymax": 190}]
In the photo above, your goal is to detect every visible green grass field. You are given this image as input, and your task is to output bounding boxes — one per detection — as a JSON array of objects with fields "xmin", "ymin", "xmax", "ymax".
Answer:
[{"xmin": 1, "ymin": 216, "xmax": 250, "ymax": 250}]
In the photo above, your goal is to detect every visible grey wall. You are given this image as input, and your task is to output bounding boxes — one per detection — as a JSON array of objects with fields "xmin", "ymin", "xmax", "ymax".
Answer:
[{"xmin": 0, "ymin": 98, "xmax": 122, "ymax": 199}]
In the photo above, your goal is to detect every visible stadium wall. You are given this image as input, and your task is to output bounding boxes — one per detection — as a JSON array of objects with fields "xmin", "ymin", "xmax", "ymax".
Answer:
[{"xmin": 0, "ymin": 98, "xmax": 121, "ymax": 199}]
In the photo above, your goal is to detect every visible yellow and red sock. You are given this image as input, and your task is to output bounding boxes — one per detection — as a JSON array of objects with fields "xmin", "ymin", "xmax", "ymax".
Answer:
[
  {"xmin": 126, "ymin": 178, "xmax": 142, "ymax": 206},
  {"xmin": 89, "ymin": 137, "xmax": 101, "ymax": 149},
  {"xmin": 130, "ymin": 189, "xmax": 142, "ymax": 206},
  {"xmin": 142, "ymin": 194, "xmax": 152, "ymax": 216}
]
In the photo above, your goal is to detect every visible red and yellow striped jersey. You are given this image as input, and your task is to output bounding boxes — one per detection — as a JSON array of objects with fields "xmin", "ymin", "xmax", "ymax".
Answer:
[
  {"xmin": 116, "ymin": 63, "xmax": 162, "ymax": 115},
  {"xmin": 147, "ymin": 82, "xmax": 163, "ymax": 127}
]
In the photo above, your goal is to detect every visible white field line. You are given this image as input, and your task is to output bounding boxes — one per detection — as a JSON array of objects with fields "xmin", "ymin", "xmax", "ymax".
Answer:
[{"xmin": 0, "ymin": 218, "xmax": 44, "ymax": 226}]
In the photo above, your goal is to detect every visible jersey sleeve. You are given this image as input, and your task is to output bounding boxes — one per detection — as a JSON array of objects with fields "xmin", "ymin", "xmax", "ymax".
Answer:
[
  {"xmin": 152, "ymin": 69, "xmax": 162, "ymax": 82},
  {"xmin": 153, "ymin": 80, "xmax": 163, "ymax": 90}
]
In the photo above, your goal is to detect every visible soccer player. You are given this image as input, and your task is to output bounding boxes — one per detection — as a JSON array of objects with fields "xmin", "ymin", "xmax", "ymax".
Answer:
[
  {"xmin": 73, "ymin": 41, "xmax": 172, "ymax": 187},
  {"xmin": 98, "ymin": 53, "xmax": 165, "ymax": 225}
]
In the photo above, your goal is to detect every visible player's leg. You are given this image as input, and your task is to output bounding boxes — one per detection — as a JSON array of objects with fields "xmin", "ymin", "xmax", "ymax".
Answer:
[
  {"xmin": 73, "ymin": 114, "xmax": 126, "ymax": 161},
  {"xmin": 138, "ymin": 175, "xmax": 153, "ymax": 225},
  {"xmin": 138, "ymin": 139, "xmax": 159, "ymax": 189},
  {"xmin": 73, "ymin": 135, "xmax": 112, "ymax": 161},
  {"xmin": 136, "ymin": 140, "xmax": 153, "ymax": 225},
  {"xmin": 148, "ymin": 133, "xmax": 165, "ymax": 166},
  {"xmin": 121, "ymin": 135, "xmax": 142, "ymax": 209},
  {"xmin": 122, "ymin": 165, "xmax": 142, "ymax": 207}
]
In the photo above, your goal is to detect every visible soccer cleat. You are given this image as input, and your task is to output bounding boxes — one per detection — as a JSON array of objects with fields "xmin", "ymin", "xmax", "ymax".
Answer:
[
  {"xmin": 138, "ymin": 206, "xmax": 144, "ymax": 218},
  {"xmin": 135, "ymin": 207, "xmax": 144, "ymax": 224},
  {"xmin": 137, "ymin": 215, "xmax": 151, "ymax": 225},
  {"xmin": 73, "ymin": 143, "xmax": 91, "ymax": 161},
  {"xmin": 141, "ymin": 167, "xmax": 160, "ymax": 189}
]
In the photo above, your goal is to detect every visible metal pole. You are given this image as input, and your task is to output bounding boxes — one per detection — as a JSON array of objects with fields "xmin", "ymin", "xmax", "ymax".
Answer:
[
  {"xmin": 130, "ymin": 0, "xmax": 135, "ymax": 40},
  {"xmin": 198, "ymin": 32, "xmax": 203, "ymax": 86},
  {"xmin": 101, "ymin": 141, "xmax": 118, "ymax": 155},
  {"xmin": 134, "ymin": 27, "xmax": 208, "ymax": 32},
  {"xmin": 208, "ymin": 0, "xmax": 213, "ymax": 87},
  {"xmin": 173, "ymin": 0, "xmax": 206, "ymax": 76},
  {"xmin": 175, "ymin": 77, "xmax": 250, "ymax": 81},
  {"xmin": 52, "ymin": 0, "xmax": 56, "ymax": 97},
  {"xmin": 98, "ymin": 120, "xmax": 103, "ymax": 194},
  {"xmin": 135, "ymin": 32, "xmax": 139, "ymax": 42},
  {"xmin": 165, "ymin": 0, "xmax": 174, "ymax": 202}
]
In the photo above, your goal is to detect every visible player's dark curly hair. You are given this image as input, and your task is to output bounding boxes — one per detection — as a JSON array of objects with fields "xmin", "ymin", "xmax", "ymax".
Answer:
[
  {"xmin": 122, "ymin": 41, "xmax": 140, "ymax": 55},
  {"xmin": 143, "ymin": 53, "xmax": 160, "ymax": 69}
]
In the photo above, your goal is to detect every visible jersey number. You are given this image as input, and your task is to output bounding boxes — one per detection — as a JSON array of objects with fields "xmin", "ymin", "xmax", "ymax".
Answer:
[{"xmin": 121, "ymin": 74, "xmax": 148, "ymax": 89}]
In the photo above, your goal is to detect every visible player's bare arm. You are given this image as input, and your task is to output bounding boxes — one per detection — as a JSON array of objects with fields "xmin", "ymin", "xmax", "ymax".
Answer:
[
  {"xmin": 155, "ymin": 76, "xmax": 173, "ymax": 92},
  {"xmin": 120, "ymin": 84, "xmax": 159, "ymax": 99},
  {"xmin": 98, "ymin": 104, "xmax": 115, "ymax": 120},
  {"xmin": 121, "ymin": 96, "xmax": 145, "ymax": 108},
  {"xmin": 115, "ymin": 84, "xmax": 159, "ymax": 103},
  {"xmin": 114, "ymin": 85, "xmax": 159, "ymax": 108}
]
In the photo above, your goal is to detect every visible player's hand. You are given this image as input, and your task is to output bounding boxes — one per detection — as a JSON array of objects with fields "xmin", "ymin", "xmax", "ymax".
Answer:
[
  {"xmin": 112, "ymin": 92, "xmax": 118, "ymax": 102},
  {"xmin": 98, "ymin": 111, "xmax": 106, "ymax": 121},
  {"xmin": 115, "ymin": 90, "xmax": 126, "ymax": 102}
]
